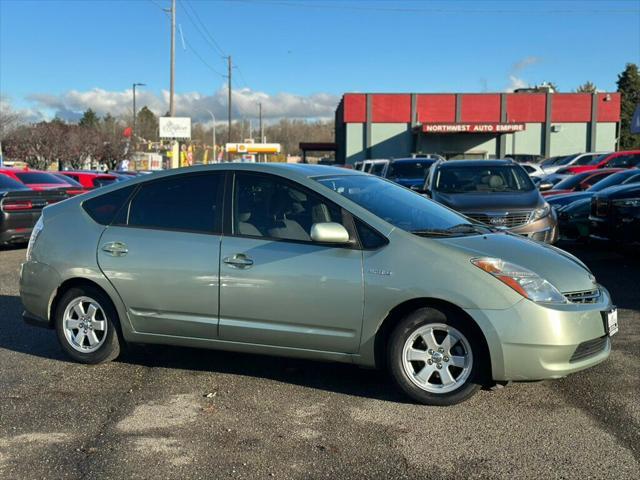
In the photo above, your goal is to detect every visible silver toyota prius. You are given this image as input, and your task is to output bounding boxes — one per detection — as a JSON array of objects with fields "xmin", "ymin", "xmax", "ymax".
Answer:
[{"xmin": 20, "ymin": 163, "xmax": 618, "ymax": 405}]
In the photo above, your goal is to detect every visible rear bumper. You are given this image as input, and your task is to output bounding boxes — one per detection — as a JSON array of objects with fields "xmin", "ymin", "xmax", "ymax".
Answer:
[
  {"xmin": 0, "ymin": 226, "xmax": 33, "ymax": 245},
  {"xmin": 466, "ymin": 285, "xmax": 613, "ymax": 382},
  {"xmin": 19, "ymin": 260, "xmax": 62, "ymax": 327},
  {"xmin": 23, "ymin": 310, "xmax": 52, "ymax": 329}
]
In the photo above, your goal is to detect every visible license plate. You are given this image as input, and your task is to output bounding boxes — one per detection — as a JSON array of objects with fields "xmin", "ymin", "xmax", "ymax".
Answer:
[{"xmin": 606, "ymin": 309, "xmax": 618, "ymax": 336}]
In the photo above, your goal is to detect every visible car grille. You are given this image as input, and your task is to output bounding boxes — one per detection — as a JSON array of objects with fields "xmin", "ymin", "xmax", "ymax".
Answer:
[
  {"xmin": 591, "ymin": 197, "xmax": 609, "ymax": 217},
  {"xmin": 570, "ymin": 336, "xmax": 608, "ymax": 363},
  {"xmin": 563, "ymin": 288, "xmax": 601, "ymax": 304},
  {"xmin": 464, "ymin": 211, "xmax": 533, "ymax": 228}
]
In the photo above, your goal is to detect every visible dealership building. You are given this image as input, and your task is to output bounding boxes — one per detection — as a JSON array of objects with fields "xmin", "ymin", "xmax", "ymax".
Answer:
[{"xmin": 334, "ymin": 92, "xmax": 621, "ymax": 164}]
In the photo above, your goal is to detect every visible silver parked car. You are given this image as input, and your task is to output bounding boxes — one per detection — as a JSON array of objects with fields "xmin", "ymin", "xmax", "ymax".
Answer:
[{"xmin": 20, "ymin": 164, "xmax": 617, "ymax": 405}]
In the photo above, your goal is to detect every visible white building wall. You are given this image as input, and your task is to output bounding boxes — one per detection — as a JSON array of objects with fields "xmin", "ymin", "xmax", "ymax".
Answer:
[
  {"xmin": 505, "ymin": 123, "xmax": 543, "ymax": 155},
  {"xmin": 549, "ymin": 123, "xmax": 589, "ymax": 156},
  {"xmin": 346, "ymin": 123, "xmax": 365, "ymax": 164},
  {"xmin": 370, "ymin": 123, "xmax": 413, "ymax": 158},
  {"xmin": 595, "ymin": 122, "xmax": 617, "ymax": 152}
]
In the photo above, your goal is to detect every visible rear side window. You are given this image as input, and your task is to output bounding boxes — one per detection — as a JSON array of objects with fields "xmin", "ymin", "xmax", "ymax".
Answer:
[
  {"xmin": 0, "ymin": 174, "xmax": 29, "ymax": 191},
  {"xmin": 83, "ymin": 185, "xmax": 135, "ymax": 225},
  {"xmin": 127, "ymin": 173, "xmax": 223, "ymax": 234},
  {"xmin": 15, "ymin": 172, "xmax": 68, "ymax": 185},
  {"xmin": 93, "ymin": 177, "xmax": 117, "ymax": 188}
]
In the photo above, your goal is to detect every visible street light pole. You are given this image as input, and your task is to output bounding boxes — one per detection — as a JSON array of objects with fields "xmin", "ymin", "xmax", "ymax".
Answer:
[
  {"xmin": 132, "ymin": 82, "xmax": 146, "ymax": 150},
  {"xmin": 205, "ymin": 110, "xmax": 216, "ymax": 163}
]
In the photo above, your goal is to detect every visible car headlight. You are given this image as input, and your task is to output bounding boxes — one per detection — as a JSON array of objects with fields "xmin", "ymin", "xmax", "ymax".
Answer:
[
  {"xmin": 531, "ymin": 203, "xmax": 551, "ymax": 221},
  {"xmin": 471, "ymin": 257, "xmax": 567, "ymax": 304},
  {"xmin": 26, "ymin": 215, "xmax": 44, "ymax": 261},
  {"xmin": 611, "ymin": 197, "xmax": 640, "ymax": 208}
]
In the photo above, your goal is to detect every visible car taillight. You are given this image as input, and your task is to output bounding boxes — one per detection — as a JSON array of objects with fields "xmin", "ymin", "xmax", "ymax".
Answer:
[{"xmin": 2, "ymin": 200, "xmax": 33, "ymax": 211}]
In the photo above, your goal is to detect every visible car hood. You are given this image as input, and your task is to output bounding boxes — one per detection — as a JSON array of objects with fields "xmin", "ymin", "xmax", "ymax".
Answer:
[
  {"xmin": 433, "ymin": 189, "xmax": 542, "ymax": 212},
  {"xmin": 440, "ymin": 232, "xmax": 595, "ymax": 293},
  {"xmin": 547, "ymin": 191, "xmax": 593, "ymax": 207}
]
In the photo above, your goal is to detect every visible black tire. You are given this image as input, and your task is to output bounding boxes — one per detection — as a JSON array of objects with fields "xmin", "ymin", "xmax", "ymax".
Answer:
[
  {"xmin": 55, "ymin": 285, "xmax": 123, "ymax": 364},
  {"xmin": 387, "ymin": 307, "xmax": 483, "ymax": 406}
]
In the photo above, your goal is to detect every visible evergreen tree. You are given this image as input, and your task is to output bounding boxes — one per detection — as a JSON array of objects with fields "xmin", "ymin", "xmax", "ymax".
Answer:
[
  {"xmin": 79, "ymin": 108, "xmax": 100, "ymax": 129},
  {"xmin": 136, "ymin": 106, "xmax": 159, "ymax": 141},
  {"xmin": 576, "ymin": 81, "xmax": 597, "ymax": 94},
  {"xmin": 617, "ymin": 63, "xmax": 640, "ymax": 149}
]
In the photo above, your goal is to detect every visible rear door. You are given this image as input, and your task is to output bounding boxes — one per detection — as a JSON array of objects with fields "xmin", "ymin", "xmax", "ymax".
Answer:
[
  {"xmin": 97, "ymin": 172, "xmax": 224, "ymax": 338},
  {"xmin": 218, "ymin": 172, "xmax": 364, "ymax": 353}
]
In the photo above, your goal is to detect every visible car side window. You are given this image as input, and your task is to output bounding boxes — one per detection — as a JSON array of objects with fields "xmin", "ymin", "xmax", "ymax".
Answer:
[
  {"xmin": 83, "ymin": 185, "xmax": 136, "ymax": 225},
  {"xmin": 233, "ymin": 173, "xmax": 346, "ymax": 243},
  {"xmin": 126, "ymin": 173, "xmax": 223, "ymax": 234},
  {"xmin": 576, "ymin": 155, "xmax": 596, "ymax": 165},
  {"xmin": 607, "ymin": 155, "xmax": 631, "ymax": 168}
]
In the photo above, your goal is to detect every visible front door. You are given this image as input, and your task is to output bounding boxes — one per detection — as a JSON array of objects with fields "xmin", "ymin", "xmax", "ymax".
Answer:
[
  {"xmin": 219, "ymin": 172, "xmax": 364, "ymax": 353},
  {"xmin": 98, "ymin": 172, "xmax": 224, "ymax": 339}
]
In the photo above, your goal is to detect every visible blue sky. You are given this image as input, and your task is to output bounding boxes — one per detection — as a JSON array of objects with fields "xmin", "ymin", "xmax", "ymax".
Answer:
[{"xmin": 1, "ymin": 0, "xmax": 639, "ymax": 122}]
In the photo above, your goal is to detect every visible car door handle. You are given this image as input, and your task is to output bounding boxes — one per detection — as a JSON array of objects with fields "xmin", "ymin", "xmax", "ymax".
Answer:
[
  {"xmin": 101, "ymin": 241, "xmax": 128, "ymax": 257},
  {"xmin": 223, "ymin": 253, "xmax": 254, "ymax": 268}
]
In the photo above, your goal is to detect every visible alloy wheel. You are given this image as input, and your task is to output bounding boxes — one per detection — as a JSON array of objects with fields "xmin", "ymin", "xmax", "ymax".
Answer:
[
  {"xmin": 401, "ymin": 323, "xmax": 473, "ymax": 394},
  {"xmin": 62, "ymin": 296, "xmax": 108, "ymax": 353}
]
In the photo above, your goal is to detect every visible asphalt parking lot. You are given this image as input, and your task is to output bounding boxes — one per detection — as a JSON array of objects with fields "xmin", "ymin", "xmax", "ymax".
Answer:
[{"xmin": 0, "ymin": 243, "xmax": 638, "ymax": 480}]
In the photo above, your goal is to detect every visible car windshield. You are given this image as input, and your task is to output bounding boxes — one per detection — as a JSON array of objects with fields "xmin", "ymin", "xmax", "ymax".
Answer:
[
  {"xmin": 588, "ymin": 153, "xmax": 610, "ymax": 165},
  {"xmin": 555, "ymin": 154, "xmax": 578, "ymax": 166},
  {"xmin": 590, "ymin": 171, "xmax": 639, "ymax": 192},
  {"xmin": 15, "ymin": 172, "xmax": 69, "ymax": 185},
  {"xmin": 315, "ymin": 174, "xmax": 485, "ymax": 236},
  {"xmin": 54, "ymin": 174, "xmax": 82, "ymax": 187},
  {"xmin": 0, "ymin": 174, "xmax": 29, "ymax": 191},
  {"xmin": 370, "ymin": 162, "xmax": 387, "ymax": 176},
  {"xmin": 434, "ymin": 165, "xmax": 534, "ymax": 193},
  {"xmin": 553, "ymin": 173, "xmax": 592, "ymax": 190},
  {"xmin": 386, "ymin": 160, "xmax": 434, "ymax": 179}
]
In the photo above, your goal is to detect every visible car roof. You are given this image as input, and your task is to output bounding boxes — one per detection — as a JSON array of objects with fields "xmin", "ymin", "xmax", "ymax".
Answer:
[
  {"xmin": 391, "ymin": 157, "xmax": 436, "ymax": 162},
  {"xmin": 438, "ymin": 159, "xmax": 515, "ymax": 168}
]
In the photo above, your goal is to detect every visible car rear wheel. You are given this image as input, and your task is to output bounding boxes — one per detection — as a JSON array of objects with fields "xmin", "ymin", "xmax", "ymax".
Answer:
[
  {"xmin": 55, "ymin": 286, "xmax": 122, "ymax": 364},
  {"xmin": 388, "ymin": 307, "xmax": 482, "ymax": 406}
]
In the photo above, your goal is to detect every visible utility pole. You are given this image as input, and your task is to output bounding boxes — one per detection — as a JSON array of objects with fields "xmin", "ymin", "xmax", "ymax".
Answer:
[
  {"xmin": 227, "ymin": 55, "xmax": 232, "ymax": 161},
  {"xmin": 258, "ymin": 102, "xmax": 263, "ymax": 162},
  {"xmin": 169, "ymin": 0, "xmax": 176, "ymax": 116},
  {"xmin": 132, "ymin": 83, "xmax": 146, "ymax": 152}
]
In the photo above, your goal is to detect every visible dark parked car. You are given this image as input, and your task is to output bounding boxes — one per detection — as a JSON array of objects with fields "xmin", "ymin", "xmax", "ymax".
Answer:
[
  {"xmin": 0, "ymin": 175, "xmax": 68, "ymax": 245},
  {"xmin": 383, "ymin": 158, "xmax": 437, "ymax": 189},
  {"xmin": 556, "ymin": 198, "xmax": 592, "ymax": 241},
  {"xmin": 423, "ymin": 159, "xmax": 557, "ymax": 243},
  {"xmin": 547, "ymin": 169, "xmax": 640, "ymax": 208},
  {"xmin": 590, "ymin": 183, "xmax": 640, "ymax": 244},
  {"xmin": 542, "ymin": 169, "xmax": 622, "ymax": 197}
]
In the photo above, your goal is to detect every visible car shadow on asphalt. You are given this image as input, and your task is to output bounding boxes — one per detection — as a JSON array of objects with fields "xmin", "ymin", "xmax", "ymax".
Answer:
[{"xmin": 0, "ymin": 293, "xmax": 408, "ymax": 403}]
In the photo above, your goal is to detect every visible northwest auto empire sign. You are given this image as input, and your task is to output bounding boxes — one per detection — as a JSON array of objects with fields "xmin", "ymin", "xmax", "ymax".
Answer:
[
  {"xmin": 421, "ymin": 123, "xmax": 526, "ymax": 133},
  {"xmin": 159, "ymin": 117, "xmax": 192, "ymax": 139}
]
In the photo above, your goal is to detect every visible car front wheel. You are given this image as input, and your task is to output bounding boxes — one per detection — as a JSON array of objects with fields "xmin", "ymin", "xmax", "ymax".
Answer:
[
  {"xmin": 388, "ymin": 307, "xmax": 482, "ymax": 406},
  {"xmin": 55, "ymin": 286, "xmax": 122, "ymax": 364}
]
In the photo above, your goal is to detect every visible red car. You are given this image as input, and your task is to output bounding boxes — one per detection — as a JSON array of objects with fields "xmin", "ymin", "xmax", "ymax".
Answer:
[
  {"xmin": 58, "ymin": 171, "xmax": 119, "ymax": 189},
  {"xmin": 556, "ymin": 150, "xmax": 640, "ymax": 174},
  {"xmin": 542, "ymin": 169, "xmax": 622, "ymax": 197},
  {"xmin": 0, "ymin": 167, "xmax": 85, "ymax": 195}
]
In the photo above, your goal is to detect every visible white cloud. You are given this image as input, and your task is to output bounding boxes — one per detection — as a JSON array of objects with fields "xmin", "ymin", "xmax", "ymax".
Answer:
[
  {"xmin": 24, "ymin": 87, "xmax": 340, "ymax": 123},
  {"xmin": 505, "ymin": 56, "xmax": 541, "ymax": 92}
]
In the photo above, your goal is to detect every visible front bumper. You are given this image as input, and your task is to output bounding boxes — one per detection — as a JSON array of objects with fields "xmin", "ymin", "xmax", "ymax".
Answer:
[
  {"xmin": 509, "ymin": 212, "xmax": 559, "ymax": 244},
  {"xmin": 466, "ymin": 285, "xmax": 613, "ymax": 382}
]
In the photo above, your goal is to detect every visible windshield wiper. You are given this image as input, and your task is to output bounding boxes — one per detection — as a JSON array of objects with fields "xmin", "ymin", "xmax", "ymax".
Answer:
[
  {"xmin": 445, "ymin": 223, "xmax": 494, "ymax": 234},
  {"xmin": 410, "ymin": 229, "xmax": 458, "ymax": 237}
]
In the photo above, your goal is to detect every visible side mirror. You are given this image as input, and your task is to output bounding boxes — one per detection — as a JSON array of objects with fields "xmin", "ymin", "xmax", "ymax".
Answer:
[
  {"xmin": 310, "ymin": 222, "xmax": 350, "ymax": 244},
  {"xmin": 539, "ymin": 182, "xmax": 553, "ymax": 191}
]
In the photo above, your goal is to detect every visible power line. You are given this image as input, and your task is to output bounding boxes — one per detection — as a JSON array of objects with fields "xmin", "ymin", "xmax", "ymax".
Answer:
[
  {"xmin": 233, "ymin": 0, "xmax": 640, "ymax": 15},
  {"xmin": 180, "ymin": 0, "xmax": 227, "ymax": 57},
  {"xmin": 182, "ymin": 33, "xmax": 226, "ymax": 77}
]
